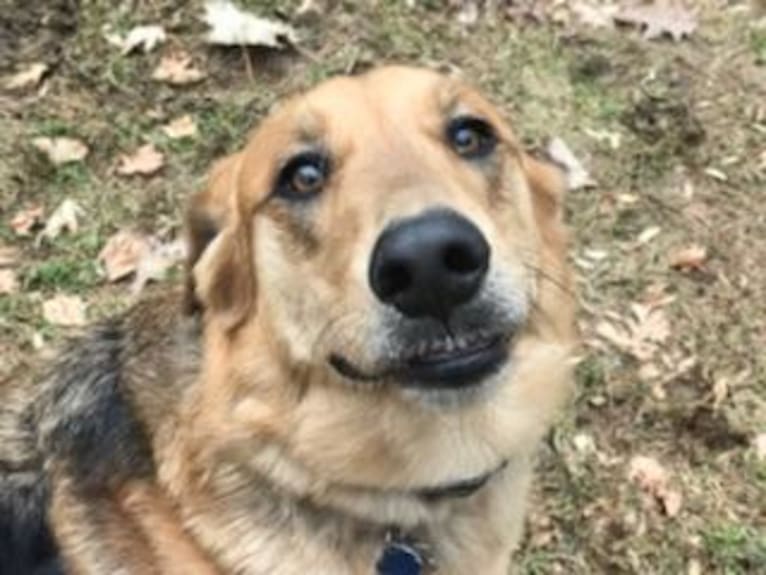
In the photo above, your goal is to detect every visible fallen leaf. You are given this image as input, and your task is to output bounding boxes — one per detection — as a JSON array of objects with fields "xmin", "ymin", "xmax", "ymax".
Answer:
[
  {"xmin": 595, "ymin": 303, "xmax": 670, "ymax": 361},
  {"xmin": 546, "ymin": 137, "xmax": 595, "ymax": 190},
  {"xmin": 583, "ymin": 127, "xmax": 622, "ymax": 149},
  {"xmin": 704, "ymin": 167, "xmax": 728, "ymax": 181},
  {"xmin": 10, "ymin": 205, "xmax": 45, "ymax": 236},
  {"xmin": 32, "ymin": 137, "xmax": 89, "ymax": 165},
  {"xmin": 120, "ymin": 25, "xmax": 167, "ymax": 55},
  {"xmin": 4, "ymin": 62, "xmax": 49, "ymax": 90},
  {"xmin": 628, "ymin": 455, "xmax": 682, "ymax": 517},
  {"xmin": 572, "ymin": 433, "xmax": 597, "ymax": 455},
  {"xmin": 0, "ymin": 246, "xmax": 19, "ymax": 267},
  {"xmin": 670, "ymin": 244, "xmax": 707, "ymax": 271},
  {"xmin": 616, "ymin": 0, "xmax": 698, "ymax": 41},
  {"xmin": 98, "ymin": 230, "xmax": 153, "ymax": 282},
  {"xmin": 629, "ymin": 455, "xmax": 668, "ymax": 493},
  {"xmin": 295, "ymin": 0, "xmax": 327, "ymax": 23},
  {"xmin": 40, "ymin": 198, "xmax": 83, "ymax": 241},
  {"xmin": 204, "ymin": 0, "xmax": 298, "ymax": 47},
  {"xmin": 636, "ymin": 225, "xmax": 661, "ymax": 246},
  {"xmin": 162, "ymin": 115, "xmax": 198, "ymax": 140},
  {"xmin": 0, "ymin": 269, "xmax": 18, "ymax": 295},
  {"xmin": 687, "ymin": 559, "xmax": 703, "ymax": 575},
  {"xmin": 661, "ymin": 488, "xmax": 683, "ymax": 517},
  {"xmin": 572, "ymin": 1, "xmax": 619, "ymax": 28},
  {"xmin": 117, "ymin": 144, "xmax": 165, "ymax": 176},
  {"xmin": 42, "ymin": 294, "xmax": 86, "ymax": 327},
  {"xmin": 456, "ymin": 1, "xmax": 480, "ymax": 26},
  {"xmin": 132, "ymin": 238, "xmax": 187, "ymax": 293},
  {"xmin": 712, "ymin": 376, "xmax": 729, "ymax": 409},
  {"xmin": 754, "ymin": 433, "xmax": 766, "ymax": 461},
  {"xmin": 152, "ymin": 53, "xmax": 205, "ymax": 85}
]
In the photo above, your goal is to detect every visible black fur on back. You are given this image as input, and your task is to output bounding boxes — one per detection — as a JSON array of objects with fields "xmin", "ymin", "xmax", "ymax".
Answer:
[
  {"xmin": 1, "ymin": 319, "xmax": 158, "ymax": 574},
  {"xmin": 0, "ymin": 471, "xmax": 62, "ymax": 575}
]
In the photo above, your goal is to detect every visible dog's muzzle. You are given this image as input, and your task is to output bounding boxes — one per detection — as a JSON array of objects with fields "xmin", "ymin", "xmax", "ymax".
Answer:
[{"xmin": 329, "ymin": 207, "xmax": 515, "ymax": 390}]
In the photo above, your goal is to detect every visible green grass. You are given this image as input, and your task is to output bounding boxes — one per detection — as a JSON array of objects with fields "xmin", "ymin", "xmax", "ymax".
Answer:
[
  {"xmin": 703, "ymin": 525, "xmax": 766, "ymax": 575},
  {"xmin": 23, "ymin": 258, "xmax": 101, "ymax": 293},
  {"xmin": 751, "ymin": 29, "xmax": 766, "ymax": 65}
]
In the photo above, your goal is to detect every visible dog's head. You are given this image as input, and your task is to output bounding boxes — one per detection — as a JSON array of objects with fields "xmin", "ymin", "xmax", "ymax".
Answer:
[{"xmin": 185, "ymin": 66, "xmax": 575, "ymax": 508}]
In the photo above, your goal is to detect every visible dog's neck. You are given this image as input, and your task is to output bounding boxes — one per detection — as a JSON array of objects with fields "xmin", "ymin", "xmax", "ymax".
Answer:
[{"xmin": 163, "ymin": 425, "xmax": 512, "ymax": 575}]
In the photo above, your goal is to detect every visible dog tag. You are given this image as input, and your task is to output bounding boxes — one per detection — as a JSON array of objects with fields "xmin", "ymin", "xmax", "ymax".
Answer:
[{"xmin": 376, "ymin": 541, "xmax": 423, "ymax": 575}]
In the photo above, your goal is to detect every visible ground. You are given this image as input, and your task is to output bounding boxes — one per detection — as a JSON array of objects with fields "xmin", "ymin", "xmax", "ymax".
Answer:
[{"xmin": 1, "ymin": 1, "xmax": 765, "ymax": 573}]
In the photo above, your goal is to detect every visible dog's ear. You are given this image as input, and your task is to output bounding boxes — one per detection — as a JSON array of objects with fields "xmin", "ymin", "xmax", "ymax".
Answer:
[
  {"xmin": 522, "ymin": 153, "xmax": 569, "ymax": 252},
  {"xmin": 193, "ymin": 222, "xmax": 255, "ymax": 331},
  {"xmin": 183, "ymin": 154, "xmax": 255, "ymax": 330}
]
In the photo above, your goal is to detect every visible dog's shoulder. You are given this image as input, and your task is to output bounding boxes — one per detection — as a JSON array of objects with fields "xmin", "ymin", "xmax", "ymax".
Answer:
[{"xmin": 37, "ymin": 290, "xmax": 198, "ymax": 489}]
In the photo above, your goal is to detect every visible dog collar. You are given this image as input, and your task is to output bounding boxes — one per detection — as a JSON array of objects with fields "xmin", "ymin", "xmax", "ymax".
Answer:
[{"xmin": 376, "ymin": 461, "xmax": 508, "ymax": 574}]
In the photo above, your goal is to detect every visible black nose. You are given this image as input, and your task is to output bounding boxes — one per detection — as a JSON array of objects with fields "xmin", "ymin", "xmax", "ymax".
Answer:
[{"xmin": 369, "ymin": 209, "xmax": 490, "ymax": 319}]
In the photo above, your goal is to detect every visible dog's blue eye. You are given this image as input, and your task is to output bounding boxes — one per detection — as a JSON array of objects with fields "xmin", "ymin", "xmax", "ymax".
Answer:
[
  {"xmin": 447, "ymin": 117, "xmax": 496, "ymax": 160},
  {"xmin": 276, "ymin": 153, "xmax": 328, "ymax": 200}
]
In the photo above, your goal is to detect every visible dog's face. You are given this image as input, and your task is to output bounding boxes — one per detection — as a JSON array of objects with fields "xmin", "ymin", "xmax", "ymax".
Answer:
[{"xmin": 190, "ymin": 67, "xmax": 574, "ymax": 501}]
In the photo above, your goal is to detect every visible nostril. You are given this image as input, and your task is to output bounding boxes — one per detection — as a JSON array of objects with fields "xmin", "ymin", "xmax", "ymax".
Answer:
[
  {"xmin": 443, "ymin": 242, "xmax": 482, "ymax": 275},
  {"xmin": 377, "ymin": 261, "xmax": 412, "ymax": 300}
]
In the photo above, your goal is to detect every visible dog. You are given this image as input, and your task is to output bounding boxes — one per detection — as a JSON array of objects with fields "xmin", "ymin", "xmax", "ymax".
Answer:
[{"xmin": 0, "ymin": 66, "xmax": 575, "ymax": 575}]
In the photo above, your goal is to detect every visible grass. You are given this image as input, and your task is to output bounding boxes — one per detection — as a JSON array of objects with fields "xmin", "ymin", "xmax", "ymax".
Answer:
[
  {"xmin": 703, "ymin": 525, "xmax": 766, "ymax": 575},
  {"xmin": 1, "ymin": 1, "xmax": 765, "ymax": 573}
]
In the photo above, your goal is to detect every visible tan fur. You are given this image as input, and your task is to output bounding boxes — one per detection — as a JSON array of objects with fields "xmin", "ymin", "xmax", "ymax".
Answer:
[{"xmin": 4, "ymin": 67, "xmax": 575, "ymax": 574}]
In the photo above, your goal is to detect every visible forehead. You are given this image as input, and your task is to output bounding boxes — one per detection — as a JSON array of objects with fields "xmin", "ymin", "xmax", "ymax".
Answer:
[
  {"xmin": 260, "ymin": 67, "xmax": 505, "ymax": 146},
  {"xmin": 237, "ymin": 67, "xmax": 514, "ymax": 210}
]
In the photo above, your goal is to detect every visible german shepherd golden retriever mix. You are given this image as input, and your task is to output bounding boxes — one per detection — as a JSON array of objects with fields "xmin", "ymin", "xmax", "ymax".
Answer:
[{"xmin": 0, "ymin": 66, "xmax": 575, "ymax": 575}]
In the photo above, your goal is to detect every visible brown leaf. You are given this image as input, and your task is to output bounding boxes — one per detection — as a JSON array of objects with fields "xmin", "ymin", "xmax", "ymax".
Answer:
[
  {"xmin": 546, "ymin": 137, "xmax": 595, "ymax": 190},
  {"xmin": 117, "ymin": 144, "xmax": 165, "ymax": 177},
  {"xmin": 32, "ymin": 137, "xmax": 89, "ymax": 165},
  {"xmin": 42, "ymin": 294, "xmax": 87, "ymax": 327},
  {"xmin": 616, "ymin": 1, "xmax": 698, "ymax": 41},
  {"xmin": 0, "ymin": 269, "xmax": 18, "ymax": 295},
  {"xmin": 10, "ymin": 205, "xmax": 45, "ymax": 236},
  {"xmin": 119, "ymin": 25, "xmax": 167, "ymax": 55},
  {"xmin": 0, "ymin": 246, "xmax": 19, "ymax": 267},
  {"xmin": 628, "ymin": 455, "xmax": 683, "ymax": 517},
  {"xmin": 98, "ymin": 230, "xmax": 152, "ymax": 282},
  {"xmin": 754, "ymin": 433, "xmax": 766, "ymax": 461},
  {"xmin": 131, "ymin": 238, "xmax": 187, "ymax": 293},
  {"xmin": 162, "ymin": 115, "xmax": 198, "ymax": 140},
  {"xmin": 41, "ymin": 198, "xmax": 83, "ymax": 241},
  {"xmin": 4, "ymin": 62, "xmax": 48, "ymax": 90},
  {"xmin": 204, "ymin": 1, "xmax": 299, "ymax": 47},
  {"xmin": 571, "ymin": 1, "xmax": 619, "ymax": 28},
  {"xmin": 669, "ymin": 244, "xmax": 707, "ymax": 271},
  {"xmin": 595, "ymin": 303, "xmax": 670, "ymax": 362},
  {"xmin": 152, "ymin": 53, "xmax": 205, "ymax": 85}
]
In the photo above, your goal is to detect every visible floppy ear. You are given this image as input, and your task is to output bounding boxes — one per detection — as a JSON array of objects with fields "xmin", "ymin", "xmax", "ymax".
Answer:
[
  {"xmin": 522, "ymin": 153, "xmax": 569, "ymax": 252},
  {"xmin": 193, "ymin": 221, "xmax": 255, "ymax": 331},
  {"xmin": 182, "ymin": 153, "xmax": 255, "ymax": 330}
]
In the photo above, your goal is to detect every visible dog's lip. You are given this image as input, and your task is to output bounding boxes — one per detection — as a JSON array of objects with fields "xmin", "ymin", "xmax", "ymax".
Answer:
[
  {"xmin": 328, "ymin": 330, "xmax": 511, "ymax": 388},
  {"xmin": 400, "ymin": 332, "xmax": 509, "ymax": 389}
]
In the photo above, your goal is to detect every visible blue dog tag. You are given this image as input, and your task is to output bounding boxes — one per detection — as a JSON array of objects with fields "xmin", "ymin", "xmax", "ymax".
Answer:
[{"xmin": 376, "ymin": 541, "xmax": 423, "ymax": 575}]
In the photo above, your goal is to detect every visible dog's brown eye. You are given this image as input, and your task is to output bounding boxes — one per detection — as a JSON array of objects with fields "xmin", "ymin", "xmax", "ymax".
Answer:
[
  {"xmin": 447, "ymin": 117, "xmax": 496, "ymax": 160},
  {"xmin": 275, "ymin": 152, "xmax": 329, "ymax": 200}
]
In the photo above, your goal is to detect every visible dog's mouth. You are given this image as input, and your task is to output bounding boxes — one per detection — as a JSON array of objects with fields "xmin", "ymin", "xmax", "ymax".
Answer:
[{"xmin": 329, "ymin": 330, "xmax": 512, "ymax": 389}]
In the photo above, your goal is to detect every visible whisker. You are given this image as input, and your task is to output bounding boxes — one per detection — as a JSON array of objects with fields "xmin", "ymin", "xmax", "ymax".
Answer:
[{"xmin": 519, "ymin": 259, "xmax": 576, "ymax": 300}]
